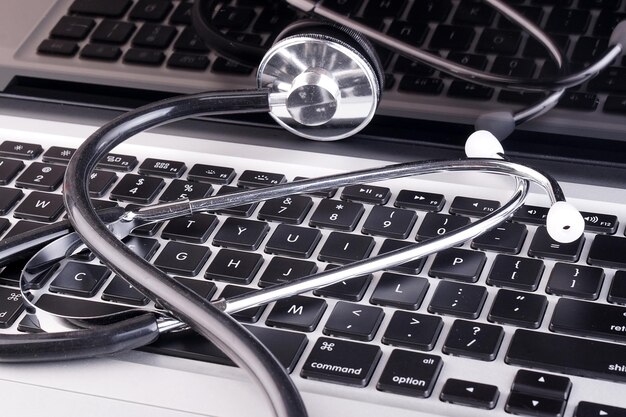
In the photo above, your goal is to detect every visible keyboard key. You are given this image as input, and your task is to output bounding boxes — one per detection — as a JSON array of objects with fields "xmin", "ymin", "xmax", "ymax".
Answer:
[
  {"xmin": 213, "ymin": 217, "xmax": 269, "ymax": 251},
  {"xmin": 546, "ymin": 8, "xmax": 590, "ymax": 34},
  {"xmin": 129, "ymin": 0, "xmax": 172, "ymax": 22},
  {"xmin": 442, "ymin": 319, "xmax": 504, "ymax": 361},
  {"xmin": 429, "ymin": 25, "xmax": 474, "ymax": 51},
  {"xmin": 122, "ymin": 235, "xmax": 160, "ymax": 260},
  {"xmin": 341, "ymin": 184, "xmax": 391, "ymax": 205},
  {"xmin": 13, "ymin": 192, "xmax": 64, "ymax": 222},
  {"xmin": 588, "ymin": 235, "xmax": 626, "ymax": 269},
  {"xmin": 546, "ymin": 263, "xmax": 604, "ymax": 300},
  {"xmin": 579, "ymin": 211, "xmax": 618, "ymax": 234},
  {"xmin": 381, "ymin": 311, "xmax": 443, "ymax": 351},
  {"xmin": 492, "ymin": 57, "xmax": 535, "ymax": 78},
  {"xmin": 590, "ymin": 68, "xmax": 626, "ymax": 93},
  {"xmin": 266, "ymin": 295, "xmax": 327, "ymax": 332},
  {"xmin": 170, "ymin": 1, "xmax": 192, "ymax": 25},
  {"xmin": 159, "ymin": 179, "xmax": 213, "ymax": 203},
  {"xmin": 449, "ymin": 196, "xmax": 500, "ymax": 217},
  {"xmin": 453, "ymin": 1, "xmax": 495, "ymax": 25},
  {"xmin": 153, "ymin": 241, "xmax": 211, "ymax": 276},
  {"xmin": 0, "ymin": 141, "xmax": 42, "ymax": 160},
  {"xmin": 38, "ymin": 39, "xmax": 79, "ymax": 56},
  {"xmin": 218, "ymin": 285, "xmax": 265, "ymax": 322},
  {"xmin": 512, "ymin": 370, "xmax": 572, "ymax": 401},
  {"xmin": 476, "ymin": 29, "xmax": 521, "ymax": 55},
  {"xmin": 301, "ymin": 337, "xmax": 381, "ymax": 386},
  {"xmin": 80, "ymin": 43, "xmax": 122, "ymax": 61},
  {"xmin": 323, "ymin": 301, "xmax": 384, "ymax": 341},
  {"xmin": 318, "ymin": 232, "xmax": 374, "ymax": 264},
  {"xmin": 505, "ymin": 329, "xmax": 626, "ymax": 383},
  {"xmin": 429, "ymin": 248, "xmax": 486, "ymax": 283},
  {"xmin": 101, "ymin": 276, "xmax": 149, "ymax": 306},
  {"xmin": 238, "ymin": 170, "xmax": 286, "ymax": 188},
  {"xmin": 188, "ymin": 164, "xmax": 235, "ymax": 184},
  {"xmin": 69, "ymin": 0, "xmax": 132, "ymax": 17},
  {"xmin": 161, "ymin": 213, "xmax": 218, "ymax": 244},
  {"xmin": 377, "ymin": 239, "xmax": 426, "ymax": 275},
  {"xmin": 528, "ymin": 226, "xmax": 584, "ymax": 261},
  {"xmin": 91, "ymin": 19, "xmax": 136, "ymax": 44},
  {"xmin": 258, "ymin": 195, "xmax": 313, "ymax": 224},
  {"xmin": 258, "ymin": 257, "xmax": 317, "ymax": 288},
  {"xmin": 471, "ymin": 222, "xmax": 527, "ymax": 254},
  {"xmin": 211, "ymin": 186, "xmax": 258, "ymax": 217},
  {"xmin": 0, "ymin": 158, "xmax": 24, "ymax": 184},
  {"xmin": 370, "ymin": 272, "xmax": 429, "ymax": 310},
  {"xmin": 0, "ymin": 219, "xmax": 12, "ymax": 241},
  {"xmin": 416, "ymin": 213, "xmax": 470, "ymax": 241},
  {"xmin": 0, "ymin": 187, "xmax": 23, "ymax": 215},
  {"xmin": 51, "ymin": 16, "xmax": 95, "ymax": 40},
  {"xmin": 550, "ymin": 298, "xmax": 626, "ymax": 343},
  {"xmin": 387, "ymin": 21, "xmax": 428, "ymax": 46},
  {"xmin": 212, "ymin": 57, "xmax": 254, "ymax": 75},
  {"xmin": 98, "ymin": 153, "xmax": 138, "ymax": 171},
  {"xmin": 264, "ymin": 224, "xmax": 321, "ymax": 258},
  {"xmin": 447, "ymin": 81, "xmax": 494, "ymax": 100},
  {"xmin": 394, "ymin": 190, "xmax": 444, "ymax": 212},
  {"xmin": 109, "ymin": 174, "xmax": 165, "ymax": 204},
  {"xmin": 35, "ymin": 293, "xmax": 131, "ymax": 317},
  {"xmin": 377, "ymin": 349, "xmax": 442, "ymax": 397},
  {"xmin": 132, "ymin": 24, "xmax": 177, "ymax": 49},
  {"xmin": 575, "ymin": 402, "xmax": 626, "ymax": 417},
  {"xmin": 123, "ymin": 48, "xmax": 165, "ymax": 65},
  {"xmin": 293, "ymin": 176, "xmax": 337, "ymax": 198},
  {"xmin": 428, "ymin": 281, "xmax": 487, "ymax": 319},
  {"xmin": 505, "ymin": 392, "xmax": 566, "ymax": 417},
  {"xmin": 409, "ymin": 0, "xmax": 452, "ymax": 21},
  {"xmin": 168, "ymin": 52, "xmax": 210, "ymax": 70},
  {"xmin": 0, "ymin": 287, "xmax": 26, "ymax": 328},
  {"xmin": 212, "ymin": 6, "xmax": 255, "ymax": 30},
  {"xmin": 487, "ymin": 255, "xmax": 544, "ymax": 291},
  {"xmin": 309, "ymin": 198, "xmax": 364, "ymax": 231},
  {"xmin": 608, "ymin": 271, "xmax": 626, "ymax": 305},
  {"xmin": 362, "ymin": 206, "xmax": 417, "ymax": 239},
  {"xmin": 513, "ymin": 204, "xmax": 549, "ymax": 225},
  {"xmin": 49, "ymin": 261, "xmax": 110, "ymax": 297},
  {"xmin": 88, "ymin": 170, "xmax": 117, "ymax": 197},
  {"xmin": 604, "ymin": 95, "xmax": 626, "ymax": 115},
  {"xmin": 488, "ymin": 289, "xmax": 547, "ymax": 329},
  {"xmin": 15, "ymin": 162, "xmax": 65, "ymax": 191},
  {"xmin": 399, "ymin": 76, "xmax": 443, "ymax": 94},
  {"xmin": 440, "ymin": 378, "xmax": 499, "ymax": 409},
  {"xmin": 313, "ymin": 264, "xmax": 371, "ymax": 301},
  {"xmin": 204, "ymin": 249, "xmax": 263, "ymax": 284}
]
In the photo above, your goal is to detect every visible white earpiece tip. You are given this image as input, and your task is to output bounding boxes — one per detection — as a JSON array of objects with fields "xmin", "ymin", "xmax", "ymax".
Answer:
[
  {"xmin": 609, "ymin": 20, "xmax": 626, "ymax": 47},
  {"xmin": 546, "ymin": 201, "xmax": 585, "ymax": 243},
  {"xmin": 465, "ymin": 130, "xmax": 505, "ymax": 159}
]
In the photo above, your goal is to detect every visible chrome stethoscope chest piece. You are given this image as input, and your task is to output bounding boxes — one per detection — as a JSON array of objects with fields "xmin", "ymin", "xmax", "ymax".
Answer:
[{"xmin": 257, "ymin": 34, "xmax": 380, "ymax": 141}]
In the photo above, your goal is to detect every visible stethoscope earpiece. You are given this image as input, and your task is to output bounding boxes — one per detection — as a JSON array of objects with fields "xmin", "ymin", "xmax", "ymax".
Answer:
[{"xmin": 546, "ymin": 201, "xmax": 585, "ymax": 243}]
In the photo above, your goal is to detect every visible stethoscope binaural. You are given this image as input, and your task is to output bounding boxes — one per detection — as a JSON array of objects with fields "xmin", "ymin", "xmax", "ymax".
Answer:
[{"xmin": 0, "ymin": 4, "xmax": 624, "ymax": 417}]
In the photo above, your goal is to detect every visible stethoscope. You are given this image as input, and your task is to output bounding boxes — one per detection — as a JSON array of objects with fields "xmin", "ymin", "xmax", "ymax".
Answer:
[{"xmin": 0, "ymin": 2, "xmax": 623, "ymax": 416}]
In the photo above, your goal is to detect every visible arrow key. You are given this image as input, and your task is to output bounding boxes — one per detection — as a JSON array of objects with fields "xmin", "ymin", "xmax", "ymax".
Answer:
[
  {"xmin": 440, "ymin": 378, "xmax": 499, "ymax": 409},
  {"xmin": 505, "ymin": 392, "xmax": 566, "ymax": 417},
  {"xmin": 512, "ymin": 370, "xmax": 572, "ymax": 401},
  {"xmin": 575, "ymin": 402, "xmax": 626, "ymax": 417}
]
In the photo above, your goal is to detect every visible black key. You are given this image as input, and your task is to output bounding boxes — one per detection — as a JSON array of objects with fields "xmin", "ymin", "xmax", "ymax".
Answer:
[
  {"xmin": 387, "ymin": 21, "xmax": 428, "ymax": 46},
  {"xmin": 49, "ymin": 262, "xmax": 110, "ymax": 297},
  {"xmin": 528, "ymin": 226, "xmax": 584, "ymax": 262},
  {"xmin": 608, "ymin": 271, "xmax": 626, "ymax": 305},
  {"xmin": 91, "ymin": 20, "xmax": 136, "ymax": 44},
  {"xmin": 218, "ymin": 285, "xmax": 265, "ymax": 322},
  {"xmin": 313, "ymin": 264, "xmax": 371, "ymax": 301},
  {"xmin": 505, "ymin": 392, "xmax": 566, "ymax": 417},
  {"xmin": 364, "ymin": 0, "xmax": 406, "ymax": 17},
  {"xmin": 172, "ymin": 277, "xmax": 217, "ymax": 301},
  {"xmin": 453, "ymin": 1, "xmax": 494, "ymax": 25},
  {"xmin": 370, "ymin": 272, "xmax": 429, "ymax": 310},
  {"xmin": 161, "ymin": 213, "xmax": 218, "ymax": 243},
  {"xmin": 429, "ymin": 25, "xmax": 474, "ymax": 51},
  {"xmin": 51, "ymin": 16, "xmax": 95, "ymax": 40},
  {"xmin": 341, "ymin": 184, "xmax": 391, "ymax": 205},
  {"xmin": 471, "ymin": 222, "xmax": 527, "ymax": 254},
  {"xmin": 546, "ymin": 8, "xmax": 590, "ymax": 34},
  {"xmin": 266, "ymin": 295, "xmax": 327, "ymax": 332},
  {"xmin": 4, "ymin": 220, "xmax": 48, "ymax": 240},
  {"xmin": 506, "ymin": 329, "xmax": 626, "ymax": 383},
  {"xmin": 416, "ymin": 213, "xmax": 470, "ymax": 241},
  {"xmin": 0, "ymin": 187, "xmax": 23, "ymax": 215},
  {"xmin": 576, "ymin": 402, "xmax": 626, "ymax": 417},
  {"xmin": 377, "ymin": 349, "xmax": 442, "ymax": 397},
  {"xmin": 35, "ymin": 293, "xmax": 131, "ymax": 317},
  {"xmin": 394, "ymin": 57, "xmax": 435, "ymax": 76},
  {"xmin": 362, "ymin": 206, "xmax": 417, "ymax": 239},
  {"xmin": 258, "ymin": 257, "xmax": 317, "ymax": 288},
  {"xmin": 80, "ymin": 43, "xmax": 122, "ymax": 60},
  {"xmin": 604, "ymin": 95, "xmax": 626, "ymax": 115},
  {"xmin": 309, "ymin": 198, "xmax": 364, "ymax": 231},
  {"xmin": 476, "ymin": 29, "xmax": 521, "ymax": 55},
  {"xmin": 382, "ymin": 311, "xmax": 442, "ymax": 351},
  {"xmin": 293, "ymin": 176, "xmax": 337, "ymax": 198},
  {"xmin": 301, "ymin": 337, "xmax": 381, "ymax": 386},
  {"xmin": 98, "ymin": 153, "xmax": 138, "ymax": 171},
  {"xmin": 492, "ymin": 57, "xmax": 535, "ymax": 78},
  {"xmin": 109, "ymin": 174, "xmax": 165, "ymax": 204},
  {"xmin": 174, "ymin": 27, "xmax": 210, "ymax": 53},
  {"xmin": 546, "ymin": 263, "xmax": 604, "ymax": 300},
  {"xmin": 15, "ymin": 162, "xmax": 65, "ymax": 191},
  {"xmin": 253, "ymin": 7, "xmax": 296, "ymax": 32},
  {"xmin": 204, "ymin": 249, "xmax": 263, "ymax": 284},
  {"xmin": 129, "ymin": 0, "xmax": 172, "ymax": 21},
  {"xmin": 213, "ymin": 186, "xmax": 258, "ymax": 217},
  {"xmin": 398, "ymin": 76, "xmax": 443, "ymax": 95},
  {"xmin": 38, "ymin": 38, "xmax": 78, "ymax": 56},
  {"xmin": 212, "ymin": 6, "xmax": 255, "ymax": 30},
  {"xmin": 132, "ymin": 24, "xmax": 177, "ymax": 49},
  {"xmin": 550, "ymin": 298, "xmax": 626, "ymax": 343},
  {"xmin": 590, "ymin": 68, "xmax": 626, "ymax": 93},
  {"xmin": 159, "ymin": 180, "xmax": 213, "ymax": 203},
  {"xmin": 17, "ymin": 315, "xmax": 43, "ymax": 333},
  {"xmin": 557, "ymin": 92, "xmax": 599, "ymax": 112},
  {"xmin": 450, "ymin": 196, "xmax": 500, "ymax": 217},
  {"xmin": 13, "ymin": 192, "xmax": 64, "ymax": 222},
  {"xmin": 395, "ymin": 190, "xmax": 444, "ymax": 212},
  {"xmin": 588, "ymin": 235, "xmax": 626, "ymax": 269},
  {"xmin": 318, "ymin": 232, "xmax": 374, "ymax": 264},
  {"xmin": 524, "ymin": 34, "xmax": 569, "ymax": 58},
  {"xmin": 170, "ymin": 2, "xmax": 192, "ymax": 25},
  {"xmin": 377, "ymin": 239, "xmax": 426, "ymax": 275},
  {"xmin": 0, "ymin": 141, "xmax": 42, "ymax": 160},
  {"xmin": 123, "ymin": 235, "xmax": 160, "ymax": 260},
  {"xmin": 0, "ymin": 287, "xmax": 25, "ymax": 328},
  {"xmin": 213, "ymin": 217, "xmax": 269, "ymax": 251},
  {"xmin": 211, "ymin": 57, "xmax": 254, "ymax": 75},
  {"xmin": 0, "ymin": 158, "xmax": 24, "ymax": 184},
  {"xmin": 101, "ymin": 276, "xmax": 149, "ymax": 306},
  {"xmin": 264, "ymin": 224, "xmax": 321, "ymax": 259},
  {"xmin": 153, "ymin": 241, "xmax": 211, "ymax": 276},
  {"xmin": 88, "ymin": 170, "xmax": 117, "ymax": 197},
  {"xmin": 238, "ymin": 170, "xmax": 286, "ymax": 188},
  {"xmin": 513, "ymin": 204, "xmax": 549, "ymax": 225},
  {"xmin": 447, "ymin": 52, "xmax": 488, "ymax": 71},
  {"xmin": 579, "ymin": 211, "xmax": 618, "ymax": 234},
  {"xmin": 188, "ymin": 164, "xmax": 235, "ymax": 184},
  {"xmin": 323, "ymin": 301, "xmax": 384, "ymax": 341},
  {"xmin": 167, "ymin": 53, "xmax": 210, "ymax": 70},
  {"xmin": 499, "ymin": 5, "xmax": 543, "ymax": 29},
  {"xmin": 123, "ymin": 48, "xmax": 165, "ymax": 66},
  {"xmin": 0, "ymin": 259, "xmax": 26, "ymax": 287},
  {"xmin": 440, "ymin": 378, "xmax": 499, "ymax": 409},
  {"xmin": 512, "ymin": 370, "xmax": 572, "ymax": 401},
  {"xmin": 442, "ymin": 319, "xmax": 504, "ymax": 361},
  {"xmin": 488, "ymin": 254, "xmax": 543, "ymax": 292},
  {"xmin": 447, "ymin": 81, "xmax": 494, "ymax": 100},
  {"xmin": 69, "ymin": 0, "xmax": 132, "ymax": 17},
  {"xmin": 428, "ymin": 281, "xmax": 487, "ymax": 319},
  {"xmin": 572, "ymin": 37, "xmax": 609, "ymax": 64},
  {"xmin": 409, "ymin": 0, "xmax": 452, "ymax": 21},
  {"xmin": 258, "ymin": 195, "xmax": 313, "ymax": 224},
  {"xmin": 594, "ymin": 10, "xmax": 626, "ymax": 37},
  {"xmin": 429, "ymin": 248, "xmax": 486, "ymax": 283},
  {"xmin": 488, "ymin": 289, "xmax": 548, "ymax": 329}
]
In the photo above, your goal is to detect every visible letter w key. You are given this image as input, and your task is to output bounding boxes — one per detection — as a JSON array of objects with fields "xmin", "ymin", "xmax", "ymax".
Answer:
[{"xmin": 14, "ymin": 191, "xmax": 65, "ymax": 222}]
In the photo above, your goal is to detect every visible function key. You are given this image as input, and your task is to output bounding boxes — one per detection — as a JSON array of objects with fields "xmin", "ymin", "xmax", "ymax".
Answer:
[
  {"xmin": 575, "ymin": 402, "xmax": 626, "ymax": 417},
  {"xmin": 341, "ymin": 184, "xmax": 391, "ymax": 205},
  {"xmin": 579, "ymin": 211, "xmax": 618, "ymax": 234},
  {"xmin": 394, "ymin": 190, "xmax": 444, "ymax": 211},
  {"xmin": 238, "ymin": 170, "xmax": 286, "ymax": 188},
  {"xmin": 0, "ymin": 141, "xmax": 43, "ymax": 160},
  {"xmin": 213, "ymin": 186, "xmax": 258, "ymax": 217},
  {"xmin": 513, "ymin": 204, "xmax": 548, "ymax": 225},
  {"xmin": 98, "ymin": 153, "xmax": 138, "ymax": 171},
  {"xmin": 187, "ymin": 164, "xmax": 235, "ymax": 184},
  {"xmin": 377, "ymin": 349, "xmax": 442, "ymax": 398},
  {"xmin": 440, "ymin": 378, "xmax": 499, "ymax": 410},
  {"xmin": 42, "ymin": 146, "xmax": 75, "ymax": 164},
  {"xmin": 293, "ymin": 176, "xmax": 337, "ymax": 198},
  {"xmin": 69, "ymin": 0, "xmax": 132, "ymax": 17},
  {"xmin": 138, "ymin": 158, "xmax": 186, "ymax": 178},
  {"xmin": 0, "ymin": 158, "xmax": 25, "ymax": 184},
  {"xmin": 449, "ymin": 196, "xmax": 500, "ymax": 217}
]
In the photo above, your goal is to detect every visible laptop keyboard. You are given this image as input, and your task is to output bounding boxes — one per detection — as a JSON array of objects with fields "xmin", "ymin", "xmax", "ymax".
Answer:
[
  {"xmin": 28, "ymin": 0, "xmax": 626, "ymax": 141},
  {"xmin": 0, "ymin": 130, "xmax": 626, "ymax": 416}
]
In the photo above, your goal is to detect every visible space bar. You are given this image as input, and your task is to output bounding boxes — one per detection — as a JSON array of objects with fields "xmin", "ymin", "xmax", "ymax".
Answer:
[{"xmin": 505, "ymin": 329, "xmax": 626, "ymax": 383}]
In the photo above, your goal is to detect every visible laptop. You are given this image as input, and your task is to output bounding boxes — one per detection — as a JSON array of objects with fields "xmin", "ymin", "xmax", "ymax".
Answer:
[{"xmin": 0, "ymin": 1, "xmax": 625, "ymax": 416}]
